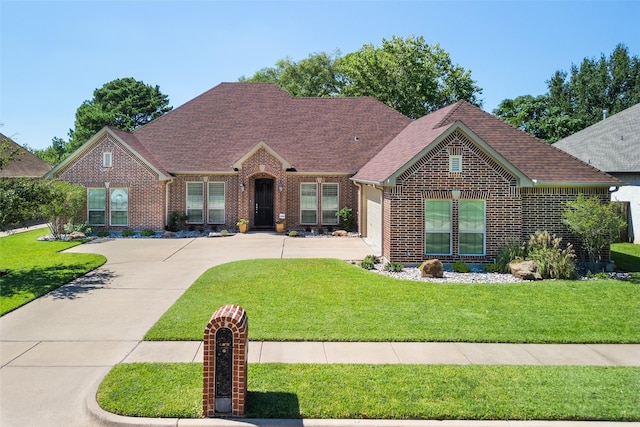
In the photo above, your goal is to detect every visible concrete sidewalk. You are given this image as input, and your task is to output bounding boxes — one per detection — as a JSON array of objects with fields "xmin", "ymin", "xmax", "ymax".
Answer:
[{"xmin": 1, "ymin": 232, "xmax": 638, "ymax": 427}]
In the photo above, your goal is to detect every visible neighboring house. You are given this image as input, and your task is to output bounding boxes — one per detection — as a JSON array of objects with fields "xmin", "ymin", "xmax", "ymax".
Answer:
[
  {"xmin": 554, "ymin": 103, "xmax": 640, "ymax": 244},
  {"xmin": 0, "ymin": 133, "xmax": 52, "ymax": 178},
  {"xmin": 47, "ymin": 83, "xmax": 619, "ymax": 263}
]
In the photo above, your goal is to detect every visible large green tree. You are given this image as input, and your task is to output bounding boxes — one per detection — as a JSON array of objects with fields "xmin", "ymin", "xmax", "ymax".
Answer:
[
  {"xmin": 41, "ymin": 78, "xmax": 172, "ymax": 163},
  {"xmin": 494, "ymin": 44, "xmax": 640, "ymax": 142},
  {"xmin": 241, "ymin": 36, "xmax": 482, "ymax": 118}
]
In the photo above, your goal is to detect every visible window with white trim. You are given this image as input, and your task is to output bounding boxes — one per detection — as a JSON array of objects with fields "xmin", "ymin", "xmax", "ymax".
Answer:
[
  {"xmin": 449, "ymin": 155, "xmax": 462, "ymax": 173},
  {"xmin": 186, "ymin": 182, "xmax": 204, "ymax": 223},
  {"xmin": 207, "ymin": 182, "xmax": 225, "ymax": 224},
  {"xmin": 458, "ymin": 200, "xmax": 485, "ymax": 255},
  {"xmin": 300, "ymin": 183, "xmax": 318, "ymax": 224},
  {"xmin": 87, "ymin": 188, "xmax": 106, "ymax": 226},
  {"xmin": 425, "ymin": 200, "xmax": 452, "ymax": 255},
  {"xmin": 321, "ymin": 183, "xmax": 339, "ymax": 224},
  {"xmin": 103, "ymin": 152, "xmax": 112, "ymax": 167},
  {"xmin": 110, "ymin": 188, "xmax": 128, "ymax": 226}
]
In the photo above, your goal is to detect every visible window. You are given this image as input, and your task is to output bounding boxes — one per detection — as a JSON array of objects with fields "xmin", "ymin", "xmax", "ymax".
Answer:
[
  {"xmin": 300, "ymin": 183, "xmax": 318, "ymax": 224},
  {"xmin": 110, "ymin": 188, "xmax": 128, "ymax": 226},
  {"xmin": 87, "ymin": 188, "xmax": 106, "ymax": 226},
  {"xmin": 207, "ymin": 182, "xmax": 225, "ymax": 224},
  {"xmin": 459, "ymin": 200, "xmax": 485, "ymax": 255},
  {"xmin": 449, "ymin": 155, "xmax": 462, "ymax": 173},
  {"xmin": 103, "ymin": 152, "xmax": 112, "ymax": 167},
  {"xmin": 425, "ymin": 200, "xmax": 452, "ymax": 255},
  {"xmin": 321, "ymin": 183, "xmax": 339, "ymax": 224},
  {"xmin": 186, "ymin": 182, "xmax": 204, "ymax": 223}
]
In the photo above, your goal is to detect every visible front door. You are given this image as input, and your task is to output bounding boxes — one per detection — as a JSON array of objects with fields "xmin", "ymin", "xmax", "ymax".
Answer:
[{"xmin": 254, "ymin": 179, "xmax": 274, "ymax": 228}]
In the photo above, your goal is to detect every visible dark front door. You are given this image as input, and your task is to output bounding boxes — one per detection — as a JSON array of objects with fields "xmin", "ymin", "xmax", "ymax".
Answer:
[{"xmin": 254, "ymin": 179, "xmax": 274, "ymax": 228}]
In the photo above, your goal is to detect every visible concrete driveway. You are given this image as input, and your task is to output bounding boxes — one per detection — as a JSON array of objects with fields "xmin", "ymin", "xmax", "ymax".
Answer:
[{"xmin": 0, "ymin": 233, "xmax": 374, "ymax": 427}]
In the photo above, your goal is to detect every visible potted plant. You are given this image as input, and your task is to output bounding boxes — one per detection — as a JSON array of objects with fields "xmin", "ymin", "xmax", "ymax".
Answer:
[
  {"xmin": 275, "ymin": 219, "xmax": 285, "ymax": 233},
  {"xmin": 236, "ymin": 218, "xmax": 248, "ymax": 233}
]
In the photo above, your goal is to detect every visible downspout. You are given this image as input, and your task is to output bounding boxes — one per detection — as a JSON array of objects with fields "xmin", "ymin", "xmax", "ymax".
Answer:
[
  {"xmin": 354, "ymin": 181, "xmax": 363, "ymax": 236},
  {"xmin": 165, "ymin": 179, "xmax": 174, "ymax": 229}
]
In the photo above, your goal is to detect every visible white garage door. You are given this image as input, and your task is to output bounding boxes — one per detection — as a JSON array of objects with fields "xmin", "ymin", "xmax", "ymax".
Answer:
[{"xmin": 365, "ymin": 186, "xmax": 382, "ymax": 254}]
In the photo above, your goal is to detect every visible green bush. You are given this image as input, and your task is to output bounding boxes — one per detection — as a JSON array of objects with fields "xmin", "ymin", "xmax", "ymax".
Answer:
[
  {"xmin": 364, "ymin": 254, "xmax": 381, "ymax": 265},
  {"xmin": 337, "ymin": 206, "xmax": 354, "ymax": 231},
  {"xmin": 359, "ymin": 259, "xmax": 376, "ymax": 270},
  {"xmin": 527, "ymin": 231, "xmax": 576, "ymax": 280},
  {"xmin": 482, "ymin": 263, "xmax": 503, "ymax": 273},
  {"xmin": 121, "ymin": 228, "xmax": 136, "ymax": 237},
  {"xmin": 288, "ymin": 230, "xmax": 298, "ymax": 237},
  {"xmin": 452, "ymin": 261, "xmax": 471, "ymax": 273},
  {"xmin": 96, "ymin": 230, "xmax": 110, "ymax": 238},
  {"xmin": 383, "ymin": 262, "xmax": 404, "ymax": 272},
  {"xmin": 140, "ymin": 229, "xmax": 156, "ymax": 237},
  {"xmin": 496, "ymin": 238, "xmax": 527, "ymax": 273}
]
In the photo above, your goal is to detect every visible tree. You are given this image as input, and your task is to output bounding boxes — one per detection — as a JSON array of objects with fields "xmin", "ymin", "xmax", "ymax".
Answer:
[
  {"xmin": 337, "ymin": 36, "xmax": 482, "ymax": 118},
  {"xmin": 39, "ymin": 180, "xmax": 87, "ymax": 239},
  {"xmin": 240, "ymin": 51, "xmax": 341, "ymax": 97},
  {"xmin": 240, "ymin": 36, "xmax": 483, "ymax": 119},
  {"xmin": 50, "ymin": 78, "xmax": 172, "ymax": 159},
  {"xmin": 0, "ymin": 136, "xmax": 24, "ymax": 171},
  {"xmin": 494, "ymin": 44, "xmax": 640, "ymax": 142},
  {"xmin": 32, "ymin": 137, "xmax": 67, "ymax": 166},
  {"xmin": 562, "ymin": 194, "xmax": 626, "ymax": 270},
  {"xmin": 0, "ymin": 178, "xmax": 45, "ymax": 229}
]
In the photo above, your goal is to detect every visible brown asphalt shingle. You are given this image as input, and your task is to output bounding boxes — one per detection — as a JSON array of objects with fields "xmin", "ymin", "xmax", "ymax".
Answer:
[
  {"xmin": 0, "ymin": 133, "xmax": 52, "ymax": 178},
  {"xmin": 132, "ymin": 83, "xmax": 411, "ymax": 174},
  {"xmin": 354, "ymin": 101, "xmax": 619, "ymax": 186}
]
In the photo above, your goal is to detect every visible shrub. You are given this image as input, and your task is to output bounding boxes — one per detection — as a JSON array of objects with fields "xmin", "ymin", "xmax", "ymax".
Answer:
[
  {"xmin": 220, "ymin": 229, "xmax": 229, "ymax": 236},
  {"xmin": 364, "ymin": 254, "xmax": 381, "ymax": 265},
  {"xmin": 359, "ymin": 259, "xmax": 376, "ymax": 270},
  {"xmin": 140, "ymin": 229, "xmax": 156, "ymax": 237},
  {"xmin": 96, "ymin": 230, "xmax": 110, "ymax": 238},
  {"xmin": 495, "ymin": 238, "xmax": 527, "ymax": 273},
  {"xmin": 452, "ymin": 261, "xmax": 471, "ymax": 273},
  {"xmin": 483, "ymin": 263, "xmax": 503, "ymax": 273},
  {"xmin": 288, "ymin": 230, "xmax": 298, "ymax": 237},
  {"xmin": 167, "ymin": 211, "xmax": 187, "ymax": 232},
  {"xmin": 337, "ymin": 206, "xmax": 354, "ymax": 231},
  {"xmin": 384, "ymin": 262, "xmax": 404, "ymax": 272},
  {"xmin": 527, "ymin": 231, "xmax": 576, "ymax": 279},
  {"xmin": 121, "ymin": 228, "xmax": 135, "ymax": 238}
]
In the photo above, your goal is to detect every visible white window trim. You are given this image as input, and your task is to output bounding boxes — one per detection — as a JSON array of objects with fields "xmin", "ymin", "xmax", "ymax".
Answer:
[
  {"xmin": 87, "ymin": 188, "xmax": 106, "ymax": 226},
  {"xmin": 300, "ymin": 182, "xmax": 318, "ymax": 225},
  {"xmin": 424, "ymin": 199, "xmax": 452, "ymax": 256},
  {"xmin": 449, "ymin": 155, "xmax": 462, "ymax": 173},
  {"xmin": 458, "ymin": 200, "xmax": 486, "ymax": 256},
  {"xmin": 109, "ymin": 188, "xmax": 129, "ymax": 227},
  {"xmin": 321, "ymin": 183, "xmax": 339, "ymax": 225},
  {"xmin": 103, "ymin": 152, "xmax": 112, "ymax": 168},
  {"xmin": 186, "ymin": 182, "xmax": 204, "ymax": 224},
  {"xmin": 207, "ymin": 181, "xmax": 225, "ymax": 224}
]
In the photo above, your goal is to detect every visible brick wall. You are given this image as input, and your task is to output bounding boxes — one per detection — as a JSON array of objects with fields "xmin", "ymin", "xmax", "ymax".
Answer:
[{"xmin": 55, "ymin": 134, "xmax": 166, "ymax": 230}]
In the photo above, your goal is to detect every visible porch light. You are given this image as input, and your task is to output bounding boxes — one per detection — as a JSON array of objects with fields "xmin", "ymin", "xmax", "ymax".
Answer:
[
  {"xmin": 240, "ymin": 182, "xmax": 245, "ymax": 192},
  {"xmin": 451, "ymin": 189, "xmax": 461, "ymax": 200},
  {"xmin": 278, "ymin": 180, "xmax": 283, "ymax": 192}
]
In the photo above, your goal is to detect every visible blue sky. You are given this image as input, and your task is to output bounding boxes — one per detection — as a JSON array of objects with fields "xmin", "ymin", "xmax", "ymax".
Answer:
[{"xmin": 1, "ymin": 0, "xmax": 639, "ymax": 150}]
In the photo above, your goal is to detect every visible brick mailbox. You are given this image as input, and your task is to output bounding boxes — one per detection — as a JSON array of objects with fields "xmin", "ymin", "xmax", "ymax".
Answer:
[{"xmin": 203, "ymin": 304, "xmax": 248, "ymax": 417}]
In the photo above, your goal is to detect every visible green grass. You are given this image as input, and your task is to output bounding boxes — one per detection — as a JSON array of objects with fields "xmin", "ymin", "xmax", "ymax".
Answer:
[
  {"xmin": 98, "ymin": 363, "xmax": 640, "ymax": 420},
  {"xmin": 145, "ymin": 258, "xmax": 640, "ymax": 343},
  {"xmin": 0, "ymin": 228, "xmax": 106, "ymax": 315},
  {"xmin": 612, "ymin": 242, "xmax": 640, "ymax": 272}
]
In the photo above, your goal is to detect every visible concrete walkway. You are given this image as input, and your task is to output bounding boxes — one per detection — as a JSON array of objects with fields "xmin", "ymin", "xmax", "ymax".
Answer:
[{"xmin": 1, "ymin": 232, "xmax": 638, "ymax": 427}]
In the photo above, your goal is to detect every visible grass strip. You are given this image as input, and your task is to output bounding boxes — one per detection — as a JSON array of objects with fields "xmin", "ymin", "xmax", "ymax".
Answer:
[
  {"xmin": 97, "ymin": 363, "xmax": 640, "ymax": 421},
  {"xmin": 0, "ymin": 228, "xmax": 106, "ymax": 315},
  {"xmin": 144, "ymin": 258, "xmax": 640, "ymax": 343}
]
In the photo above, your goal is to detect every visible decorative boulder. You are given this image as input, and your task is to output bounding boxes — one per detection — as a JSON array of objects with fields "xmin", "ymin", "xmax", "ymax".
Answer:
[
  {"xmin": 420, "ymin": 259, "xmax": 444, "ymax": 278},
  {"xmin": 68, "ymin": 231, "xmax": 86, "ymax": 240},
  {"xmin": 510, "ymin": 260, "xmax": 542, "ymax": 280},
  {"xmin": 332, "ymin": 230, "xmax": 348, "ymax": 237}
]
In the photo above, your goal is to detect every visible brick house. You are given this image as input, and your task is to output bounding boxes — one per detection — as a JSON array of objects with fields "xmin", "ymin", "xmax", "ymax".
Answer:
[{"xmin": 47, "ymin": 83, "xmax": 619, "ymax": 263}]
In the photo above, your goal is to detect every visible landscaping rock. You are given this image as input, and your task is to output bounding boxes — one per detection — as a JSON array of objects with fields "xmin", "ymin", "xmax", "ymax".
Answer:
[
  {"xmin": 68, "ymin": 231, "xmax": 86, "ymax": 240},
  {"xmin": 509, "ymin": 260, "xmax": 542, "ymax": 280},
  {"xmin": 420, "ymin": 259, "xmax": 444, "ymax": 278},
  {"xmin": 332, "ymin": 230, "xmax": 348, "ymax": 236}
]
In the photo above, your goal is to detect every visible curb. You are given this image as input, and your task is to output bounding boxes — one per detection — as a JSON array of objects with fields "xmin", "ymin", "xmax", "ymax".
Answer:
[{"xmin": 86, "ymin": 378, "xmax": 640, "ymax": 427}]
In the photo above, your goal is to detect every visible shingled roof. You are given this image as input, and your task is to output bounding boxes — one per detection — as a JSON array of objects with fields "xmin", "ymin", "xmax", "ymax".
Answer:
[
  {"xmin": 553, "ymin": 103, "xmax": 640, "ymax": 173},
  {"xmin": 0, "ymin": 133, "xmax": 52, "ymax": 178},
  {"xmin": 353, "ymin": 101, "xmax": 618, "ymax": 187},
  {"xmin": 132, "ymin": 83, "xmax": 411, "ymax": 174}
]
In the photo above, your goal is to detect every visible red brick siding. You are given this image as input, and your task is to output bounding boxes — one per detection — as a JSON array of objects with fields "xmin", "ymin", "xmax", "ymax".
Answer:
[{"xmin": 55, "ymin": 135, "xmax": 166, "ymax": 230}]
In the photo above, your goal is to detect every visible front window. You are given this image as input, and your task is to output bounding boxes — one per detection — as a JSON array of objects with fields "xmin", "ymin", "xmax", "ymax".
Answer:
[
  {"xmin": 87, "ymin": 188, "xmax": 106, "ymax": 226},
  {"xmin": 207, "ymin": 182, "xmax": 225, "ymax": 224},
  {"xmin": 321, "ymin": 183, "xmax": 339, "ymax": 224},
  {"xmin": 300, "ymin": 183, "xmax": 318, "ymax": 224},
  {"xmin": 186, "ymin": 182, "xmax": 204, "ymax": 223},
  {"xmin": 110, "ymin": 188, "xmax": 128, "ymax": 226},
  {"xmin": 459, "ymin": 200, "xmax": 485, "ymax": 255},
  {"xmin": 425, "ymin": 200, "xmax": 452, "ymax": 255}
]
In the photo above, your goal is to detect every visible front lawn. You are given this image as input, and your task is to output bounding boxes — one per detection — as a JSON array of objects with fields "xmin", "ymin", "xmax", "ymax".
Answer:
[
  {"xmin": 0, "ymin": 228, "xmax": 106, "ymax": 315},
  {"xmin": 145, "ymin": 258, "xmax": 640, "ymax": 343},
  {"xmin": 98, "ymin": 363, "xmax": 640, "ymax": 420}
]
